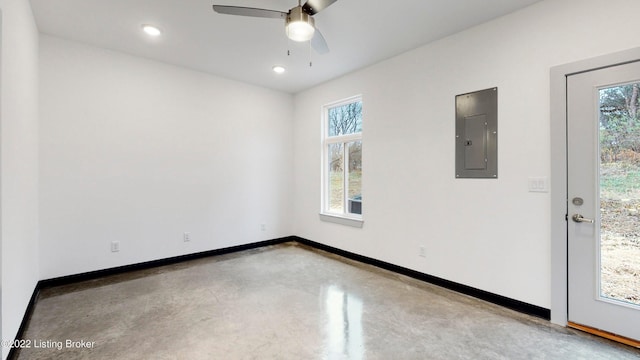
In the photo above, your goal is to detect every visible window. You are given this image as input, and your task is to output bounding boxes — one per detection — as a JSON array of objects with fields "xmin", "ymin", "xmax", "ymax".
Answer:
[{"xmin": 322, "ymin": 96, "xmax": 362, "ymax": 224}]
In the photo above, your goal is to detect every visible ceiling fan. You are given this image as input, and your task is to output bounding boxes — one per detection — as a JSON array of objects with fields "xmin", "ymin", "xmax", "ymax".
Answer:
[{"xmin": 212, "ymin": 0, "xmax": 338, "ymax": 54}]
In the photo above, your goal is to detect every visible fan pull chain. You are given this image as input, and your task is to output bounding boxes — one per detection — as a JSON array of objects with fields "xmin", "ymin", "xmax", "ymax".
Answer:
[{"xmin": 308, "ymin": 41, "xmax": 313, "ymax": 67}]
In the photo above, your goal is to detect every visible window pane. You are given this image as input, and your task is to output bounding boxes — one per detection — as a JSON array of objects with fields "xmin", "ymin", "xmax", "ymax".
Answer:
[
  {"xmin": 328, "ymin": 101, "xmax": 362, "ymax": 137},
  {"xmin": 347, "ymin": 141, "xmax": 362, "ymax": 215},
  {"xmin": 328, "ymin": 143, "xmax": 344, "ymax": 213}
]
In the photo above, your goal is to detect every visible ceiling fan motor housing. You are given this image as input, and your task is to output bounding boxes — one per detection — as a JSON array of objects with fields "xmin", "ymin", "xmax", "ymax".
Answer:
[{"xmin": 286, "ymin": 6, "xmax": 315, "ymax": 42}]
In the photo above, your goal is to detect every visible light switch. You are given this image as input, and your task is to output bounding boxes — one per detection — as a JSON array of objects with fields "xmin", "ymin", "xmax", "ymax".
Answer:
[{"xmin": 528, "ymin": 177, "xmax": 549, "ymax": 192}]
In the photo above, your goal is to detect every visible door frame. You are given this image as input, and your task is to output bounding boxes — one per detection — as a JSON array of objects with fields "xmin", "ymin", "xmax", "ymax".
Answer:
[{"xmin": 550, "ymin": 47, "xmax": 640, "ymax": 326}]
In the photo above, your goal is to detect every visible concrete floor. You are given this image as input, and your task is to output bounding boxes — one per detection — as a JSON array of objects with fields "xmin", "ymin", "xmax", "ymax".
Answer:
[{"xmin": 15, "ymin": 242, "xmax": 640, "ymax": 359}]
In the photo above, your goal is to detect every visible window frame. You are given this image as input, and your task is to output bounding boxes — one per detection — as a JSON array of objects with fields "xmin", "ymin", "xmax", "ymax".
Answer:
[{"xmin": 320, "ymin": 95, "xmax": 363, "ymax": 227}]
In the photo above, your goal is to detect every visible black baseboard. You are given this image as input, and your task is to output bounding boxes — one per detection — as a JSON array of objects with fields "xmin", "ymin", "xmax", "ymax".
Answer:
[
  {"xmin": 293, "ymin": 236, "xmax": 551, "ymax": 320},
  {"xmin": 38, "ymin": 237, "xmax": 293, "ymax": 289},
  {"xmin": 7, "ymin": 285, "xmax": 41, "ymax": 360},
  {"xmin": 8, "ymin": 235, "xmax": 550, "ymax": 359},
  {"xmin": 7, "ymin": 236, "xmax": 292, "ymax": 360}
]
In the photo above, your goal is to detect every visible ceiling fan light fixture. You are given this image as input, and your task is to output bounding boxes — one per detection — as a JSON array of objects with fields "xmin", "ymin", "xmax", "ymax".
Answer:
[{"xmin": 285, "ymin": 6, "xmax": 315, "ymax": 42}]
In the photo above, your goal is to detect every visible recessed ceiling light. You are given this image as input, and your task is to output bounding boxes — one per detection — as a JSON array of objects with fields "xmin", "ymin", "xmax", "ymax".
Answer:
[
  {"xmin": 142, "ymin": 24, "xmax": 162, "ymax": 37},
  {"xmin": 272, "ymin": 65, "xmax": 286, "ymax": 74}
]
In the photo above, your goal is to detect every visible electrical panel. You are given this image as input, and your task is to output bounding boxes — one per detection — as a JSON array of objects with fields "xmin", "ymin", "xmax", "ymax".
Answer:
[{"xmin": 455, "ymin": 87, "xmax": 498, "ymax": 179}]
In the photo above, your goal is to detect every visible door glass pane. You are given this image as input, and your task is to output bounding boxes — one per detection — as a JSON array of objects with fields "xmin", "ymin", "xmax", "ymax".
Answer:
[
  {"xmin": 328, "ymin": 143, "xmax": 344, "ymax": 213},
  {"xmin": 347, "ymin": 141, "xmax": 362, "ymax": 215},
  {"xmin": 599, "ymin": 83, "xmax": 640, "ymax": 306}
]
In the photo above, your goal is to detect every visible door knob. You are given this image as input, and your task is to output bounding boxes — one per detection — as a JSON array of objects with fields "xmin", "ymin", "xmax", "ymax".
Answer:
[{"xmin": 572, "ymin": 214, "xmax": 594, "ymax": 223}]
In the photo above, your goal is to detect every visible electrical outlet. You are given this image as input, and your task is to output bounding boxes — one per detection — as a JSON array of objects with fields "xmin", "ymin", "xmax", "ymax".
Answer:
[
  {"xmin": 260, "ymin": 223, "xmax": 267, "ymax": 231},
  {"xmin": 419, "ymin": 246, "xmax": 426, "ymax": 257},
  {"xmin": 111, "ymin": 241, "xmax": 120, "ymax": 252},
  {"xmin": 183, "ymin": 232, "xmax": 191, "ymax": 242}
]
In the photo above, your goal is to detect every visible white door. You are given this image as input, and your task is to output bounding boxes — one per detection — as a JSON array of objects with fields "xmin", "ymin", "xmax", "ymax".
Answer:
[{"xmin": 568, "ymin": 61, "xmax": 640, "ymax": 342}]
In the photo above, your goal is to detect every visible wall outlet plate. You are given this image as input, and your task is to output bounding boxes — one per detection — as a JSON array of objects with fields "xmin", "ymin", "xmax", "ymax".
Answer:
[
  {"xmin": 183, "ymin": 232, "xmax": 191, "ymax": 242},
  {"xmin": 111, "ymin": 241, "xmax": 120, "ymax": 252}
]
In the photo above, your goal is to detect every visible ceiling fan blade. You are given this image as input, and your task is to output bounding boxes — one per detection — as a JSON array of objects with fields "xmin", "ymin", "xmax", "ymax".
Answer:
[
  {"xmin": 311, "ymin": 28, "xmax": 329, "ymax": 54},
  {"xmin": 302, "ymin": 0, "xmax": 338, "ymax": 15},
  {"xmin": 212, "ymin": 5, "xmax": 286, "ymax": 19}
]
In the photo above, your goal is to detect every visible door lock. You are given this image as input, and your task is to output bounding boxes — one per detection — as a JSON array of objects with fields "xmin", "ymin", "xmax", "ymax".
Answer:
[{"xmin": 572, "ymin": 214, "xmax": 594, "ymax": 224}]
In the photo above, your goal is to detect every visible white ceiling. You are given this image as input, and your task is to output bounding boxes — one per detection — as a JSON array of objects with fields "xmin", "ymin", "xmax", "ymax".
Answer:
[{"xmin": 29, "ymin": 0, "xmax": 542, "ymax": 93}]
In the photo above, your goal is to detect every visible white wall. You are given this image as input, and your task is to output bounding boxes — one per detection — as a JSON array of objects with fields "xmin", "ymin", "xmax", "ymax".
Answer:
[
  {"xmin": 0, "ymin": 0, "xmax": 39, "ymax": 358},
  {"xmin": 39, "ymin": 35, "xmax": 293, "ymax": 279},
  {"xmin": 292, "ymin": 0, "xmax": 640, "ymax": 310}
]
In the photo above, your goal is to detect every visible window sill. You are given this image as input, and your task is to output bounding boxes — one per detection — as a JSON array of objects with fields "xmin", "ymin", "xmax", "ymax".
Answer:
[{"xmin": 319, "ymin": 213, "xmax": 364, "ymax": 228}]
